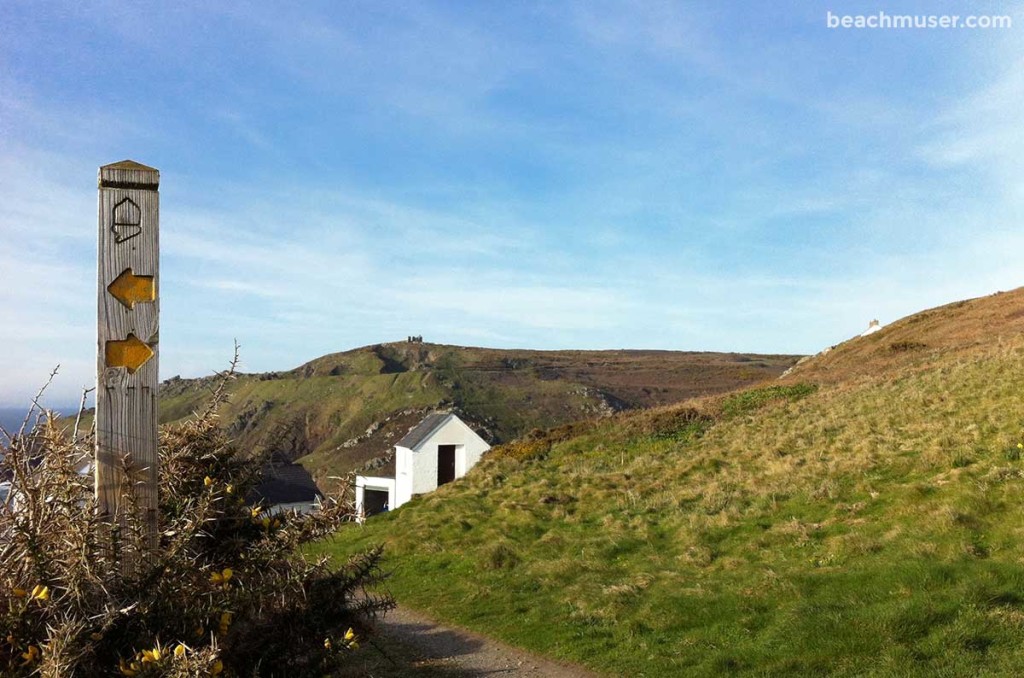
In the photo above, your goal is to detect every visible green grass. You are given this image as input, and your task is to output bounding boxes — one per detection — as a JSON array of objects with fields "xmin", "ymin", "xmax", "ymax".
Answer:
[{"xmin": 319, "ymin": 337, "xmax": 1024, "ymax": 676}]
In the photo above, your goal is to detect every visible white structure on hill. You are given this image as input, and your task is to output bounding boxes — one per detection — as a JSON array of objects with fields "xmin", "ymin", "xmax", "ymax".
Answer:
[
  {"xmin": 860, "ymin": 319, "xmax": 883, "ymax": 337},
  {"xmin": 355, "ymin": 412, "xmax": 490, "ymax": 519}
]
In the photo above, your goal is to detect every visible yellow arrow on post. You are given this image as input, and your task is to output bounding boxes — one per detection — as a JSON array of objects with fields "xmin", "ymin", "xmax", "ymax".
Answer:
[
  {"xmin": 107, "ymin": 268, "xmax": 155, "ymax": 310},
  {"xmin": 105, "ymin": 333, "xmax": 155, "ymax": 374}
]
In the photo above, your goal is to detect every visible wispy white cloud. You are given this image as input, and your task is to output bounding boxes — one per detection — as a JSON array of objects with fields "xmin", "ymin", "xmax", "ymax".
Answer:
[{"xmin": 919, "ymin": 58, "xmax": 1024, "ymax": 197}]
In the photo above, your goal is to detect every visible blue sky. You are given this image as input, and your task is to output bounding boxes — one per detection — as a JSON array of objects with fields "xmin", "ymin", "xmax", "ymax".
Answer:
[{"xmin": 1, "ymin": 1, "xmax": 1022, "ymax": 408}]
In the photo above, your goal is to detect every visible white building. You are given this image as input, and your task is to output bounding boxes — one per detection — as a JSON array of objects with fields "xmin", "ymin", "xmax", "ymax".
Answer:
[
  {"xmin": 356, "ymin": 412, "xmax": 490, "ymax": 519},
  {"xmin": 860, "ymin": 319, "xmax": 884, "ymax": 337}
]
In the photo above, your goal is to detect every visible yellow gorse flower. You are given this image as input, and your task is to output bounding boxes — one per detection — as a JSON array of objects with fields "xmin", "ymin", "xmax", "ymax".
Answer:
[
  {"xmin": 204, "ymin": 476, "xmax": 213, "ymax": 486},
  {"xmin": 30, "ymin": 585, "xmax": 50, "ymax": 601},
  {"xmin": 342, "ymin": 628, "xmax": 359, "ymax": 649},
  {"xmin": 219, "ymin": 611, "xmax": 233, "ymax": 635},
  {"xmin": 225, "ymin": 484, "xmax": 234, "ymax": 494},
  {"xmin": 21, "ymin": 644, "xmax": 40, "ymax": 664},
  {"xmin": 174, "ymin": 644, "xmax": 187, "ymax": 659},
  {"xmin": 210, "ymin": 568, "xmax": 234, "ymax": 585},
  {"xmin": 141, "ymin": 647, "xmax": 162, "ymax": 663},
  {"xmin": 119, "ymin": 658, "xmax": 139, "ymax": 676},
  {"xmin": 250, "ymin": 506, "xmax": 262, "ymax": 518},
  {"xmin": 211, "ymin": 658, "xmax": 224, "ymax": 675}
]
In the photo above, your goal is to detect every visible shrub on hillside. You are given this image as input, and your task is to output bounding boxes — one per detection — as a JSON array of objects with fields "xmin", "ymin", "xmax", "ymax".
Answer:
[
  {"xmin": 491, "ymin": 406, "xmax": 710, "ymax": 462},
  {"xmin": 491, "ymin": 421, "xmax": 597, "ymax": 462},
  {"xmin": 719, "ymin": 383, "xmax": 817, "ymax": 417},
  {"xmin": 616, "ymin": 405, "xmax": 709, "ymax": 439},
  {"xmin": 0, "ymin": 368, "xmax": 392, "ymax": 677}
]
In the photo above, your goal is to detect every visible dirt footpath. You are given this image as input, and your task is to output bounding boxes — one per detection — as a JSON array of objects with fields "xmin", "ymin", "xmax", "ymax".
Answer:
[{"xmin": 338, "ymin": 605, "xmax": 599, "ymax": 677}]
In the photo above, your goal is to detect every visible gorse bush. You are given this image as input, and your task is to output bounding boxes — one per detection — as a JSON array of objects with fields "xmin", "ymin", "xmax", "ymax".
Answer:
[
  {"xmin": 492, "ymin": 406, "xmax": 709, "ymax": 463},
  {"xmin": 0, "ymin": 366, "xmax": 393, "ymax": 677},
  {"xmin": 719, "ymin": 383, "xmax": 817, "ymax": 417},
  {"xmin": 491, "ymin": 421, "xmax": 595, "ymax": 462}
]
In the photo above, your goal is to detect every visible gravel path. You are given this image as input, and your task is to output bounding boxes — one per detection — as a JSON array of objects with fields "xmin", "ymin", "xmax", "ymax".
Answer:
[{"xmin": 341, "ymin": 605, "xmax": 599, "ymax": 677}]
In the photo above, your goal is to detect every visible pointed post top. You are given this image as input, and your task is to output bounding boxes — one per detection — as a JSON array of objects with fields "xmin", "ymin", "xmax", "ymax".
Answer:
[
  {"xmin": 101, "ymin": 159, "xmax": 158, "ymax": 172},
  {"xmin": 99, "ymin": 160, "xmax": 160, "ymax": 191}
]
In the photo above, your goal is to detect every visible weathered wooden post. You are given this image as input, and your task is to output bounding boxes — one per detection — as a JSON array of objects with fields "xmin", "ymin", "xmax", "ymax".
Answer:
[{"xmin": 96, "ymin": 160, "xmax": 160, "ymax": 553}]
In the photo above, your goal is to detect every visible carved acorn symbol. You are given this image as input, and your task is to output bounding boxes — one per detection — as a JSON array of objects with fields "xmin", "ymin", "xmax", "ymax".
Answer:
[{"xmin": 111, "ymin": 197, "xmax": 142, "ymax": 243}]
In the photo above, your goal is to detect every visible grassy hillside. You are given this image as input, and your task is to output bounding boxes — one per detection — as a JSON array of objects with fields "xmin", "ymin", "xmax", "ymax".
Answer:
[
  {"xmin": 142, "ymin": 342, "xmax": 798, "ymax": 482},
  {"xmin": 323, "ymin": 288, "xmax": 1024, "ymax": 676}
]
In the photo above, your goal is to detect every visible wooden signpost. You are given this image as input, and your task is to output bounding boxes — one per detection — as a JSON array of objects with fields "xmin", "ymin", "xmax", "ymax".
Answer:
[{"xmin": 96, "ymin": 160, "xmax": 160, "ymax": 549}]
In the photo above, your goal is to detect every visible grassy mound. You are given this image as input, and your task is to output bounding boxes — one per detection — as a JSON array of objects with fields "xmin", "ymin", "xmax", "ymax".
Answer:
[{"xmin": 321, "ymin": 288, "xmax": 1024, "ymax": 676}]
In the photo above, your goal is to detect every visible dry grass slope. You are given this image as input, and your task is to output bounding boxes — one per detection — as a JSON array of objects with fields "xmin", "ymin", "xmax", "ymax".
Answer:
[{"xmin": 783, "ymin": 287, "xmax": 1024, "ymax": 385}]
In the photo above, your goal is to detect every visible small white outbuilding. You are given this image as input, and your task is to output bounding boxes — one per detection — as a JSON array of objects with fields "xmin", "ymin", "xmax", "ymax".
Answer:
[
  {"xmin": 355, "ymin": 412, "xmax": 490, "ymax": 519},
  {"xmin": 860, "ymin": 319, "xmax": 884, "ymax": 337}
]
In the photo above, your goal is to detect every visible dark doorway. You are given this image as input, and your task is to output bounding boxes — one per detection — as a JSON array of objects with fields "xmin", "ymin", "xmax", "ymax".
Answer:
[
  {"xmin": 363, "ymin": 489, "xmax": 389, "ymax": 516},
  {"xmin": 437, "ymin": 445, "xmax": 456, "ymax": 486}
]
